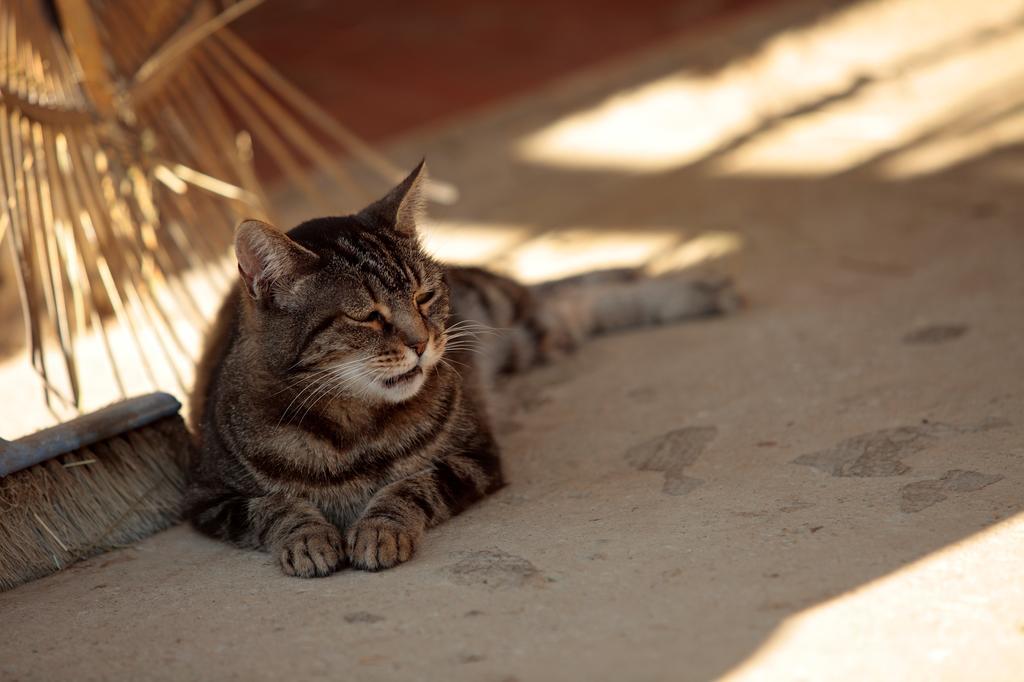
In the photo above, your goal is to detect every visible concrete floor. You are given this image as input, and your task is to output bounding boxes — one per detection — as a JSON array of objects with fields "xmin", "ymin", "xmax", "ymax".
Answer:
[{"xmin": 3, "ymin": 0, "xmax": 1024, "ymax": 679}]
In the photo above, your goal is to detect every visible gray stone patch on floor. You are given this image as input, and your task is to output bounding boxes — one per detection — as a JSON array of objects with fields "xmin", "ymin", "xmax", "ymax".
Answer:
[
  {"xmin": 444, "ymin": 548, "xmax": 544, "ymax": 589},
  {"xmin": 792, "ymin": 420, "xmax": 1009, "ymax": 478},
  {"xmin": 627, "ymin": 386, "xmax": 658, "ymax": 402},
  {"xmin": 793, "ymin": 426, "xmax": 925, "ymax": 477},
  {"xmin": 967, "ymin": 416, "xmax": 1012, "ymax": 432},
  {"xmin": 343, "ymin": 611, "xmax": 385, "ymax": 624},
  {"xmin": 903, "ymin": 324, "xmax": 968, "ymax": 345},
  {"xmin": 624, "ymin": 426, "xmax": 718, "ymax": 495},
  {"xmin": 779, "ymin": 501, "xmax": 815, "ymax": 513},
  {"xmin": 900, "ymin": 469, "xmax": 1005, "ymax": 513}
]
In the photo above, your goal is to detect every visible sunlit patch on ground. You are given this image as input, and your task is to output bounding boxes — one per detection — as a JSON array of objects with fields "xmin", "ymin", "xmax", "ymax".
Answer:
[
  {"xmin": 490, "ymin": 228, "xmax": 679, "ymax": 283},
  {"xmin": 647, "ymin": 231, "xmax": 743, "ymax": 275},
  {"xmin": 419, "ymin": 220, "xmax": 529, "ymax": 264},
  {"xmin": 716, "ymin": 21, "xmax": 1024, "ymax": 176},
  {"xmin": 517, "ymin": 0, "xmax": 1024, "ymax": 178},
  {"xmin": 724, "ymin": 514, "xmax": 1024, "ymax": 680},
  {"xmin": 421, "ymin": 221, "xmax": 742, "ymax": 283},
  {"xmin": 879, "ymin": 103, "xmax": 1024, "ymax": 179}
]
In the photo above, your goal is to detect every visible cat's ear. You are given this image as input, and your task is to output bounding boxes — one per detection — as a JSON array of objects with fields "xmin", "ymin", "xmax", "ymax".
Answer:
[
  {"xmin": 235, "ymin": 219, "xmax": 317, "ymax": 305},
  {"xmin": 359, "ymin": 160, "xmax": 428, "ymax": 237}
]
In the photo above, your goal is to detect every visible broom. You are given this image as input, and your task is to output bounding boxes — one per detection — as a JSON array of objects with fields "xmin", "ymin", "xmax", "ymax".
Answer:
[{"xmin": 0, "ymin": 393, "xmax": 190, "ymax": 592}]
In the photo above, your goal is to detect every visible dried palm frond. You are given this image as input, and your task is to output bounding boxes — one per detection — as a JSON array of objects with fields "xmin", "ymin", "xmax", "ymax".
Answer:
[{"xmin": 0, "ymin": 0, "xmax": 447, "ymax": 427}]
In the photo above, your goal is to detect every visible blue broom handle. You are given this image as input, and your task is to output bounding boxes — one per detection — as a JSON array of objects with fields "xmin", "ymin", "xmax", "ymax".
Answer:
[{"xmin": 0, "ymin": 392, "xmax": 182, "ymax": 477}]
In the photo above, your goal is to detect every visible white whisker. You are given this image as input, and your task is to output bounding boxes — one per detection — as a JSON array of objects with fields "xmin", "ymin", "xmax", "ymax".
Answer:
[
  {"xmin": 292, "ymin": 368, "xmax": 372, "ymax": 427},
  {"xmin": 278, "ymin": 356, "xmax": 370, "ymax": 425}
]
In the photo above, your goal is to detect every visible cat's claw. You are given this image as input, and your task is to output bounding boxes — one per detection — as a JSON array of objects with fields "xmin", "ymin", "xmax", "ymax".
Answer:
[
  {"xmin": 278, "ymin": 522, "xmax": 345, "ymax": 578},
  {"xmin": 347, "ymin": 516, "xmax": 421, "ymax": 571}
]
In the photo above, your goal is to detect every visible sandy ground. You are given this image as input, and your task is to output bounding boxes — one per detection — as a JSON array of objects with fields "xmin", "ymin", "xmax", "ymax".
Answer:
[{"xmin": 3, "ymin": 0, "xmax": 1024, "ymax": 679}]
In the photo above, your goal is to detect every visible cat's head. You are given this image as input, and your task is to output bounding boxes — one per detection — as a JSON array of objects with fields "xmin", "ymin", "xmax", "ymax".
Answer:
[{"xmin": 234, "ymin": 161, "xmax": 451, "ymax": 405}]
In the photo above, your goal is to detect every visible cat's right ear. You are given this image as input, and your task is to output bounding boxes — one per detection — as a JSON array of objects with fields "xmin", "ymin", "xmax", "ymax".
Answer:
[
  {"xmin": 235, "ymin": 219, "xmax": 317, "ymax": 306},
  {"xmin": 358, "ymin": 160, "xmax": 428, "ymax": 237}
]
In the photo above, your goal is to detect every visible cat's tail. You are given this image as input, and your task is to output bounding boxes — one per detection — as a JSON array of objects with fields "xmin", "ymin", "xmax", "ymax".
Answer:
[
  {"xmin": 444, "ymin": 266, "xmax": 740, "ymax": 375},
  {"xmin": 533, "ymin": 269, "xmax": 740, "ymax": 351}
]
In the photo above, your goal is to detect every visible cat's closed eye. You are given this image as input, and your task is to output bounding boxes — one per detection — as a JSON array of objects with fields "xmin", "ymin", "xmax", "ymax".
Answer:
[
  {"xmin": 346, "ymin": 310, "xmax": 385, "ymax": 325},
  {"xmin": 416, "ymin": 290, "xmax": 435, "ymax": 306}
]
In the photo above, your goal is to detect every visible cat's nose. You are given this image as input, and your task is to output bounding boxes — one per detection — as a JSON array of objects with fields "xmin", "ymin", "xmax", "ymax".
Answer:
[{"xmin": 407, "ymin": 338, "xmax": 428, "ymax": 357}]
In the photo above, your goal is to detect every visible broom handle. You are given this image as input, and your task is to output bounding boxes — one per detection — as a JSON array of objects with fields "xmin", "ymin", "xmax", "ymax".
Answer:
[{"xmin": 0, "ymin": 393, "xmax": 182, "ymax": 477}]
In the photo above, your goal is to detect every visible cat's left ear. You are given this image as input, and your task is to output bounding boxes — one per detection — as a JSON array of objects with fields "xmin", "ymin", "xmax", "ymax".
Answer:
[
  {"xmin": 235, "ymin": 219, "xmax": 318, "ymax": 307},
  {"xmin": 359, "ymin": 160, "xmax": 427, "ymax": 237}
]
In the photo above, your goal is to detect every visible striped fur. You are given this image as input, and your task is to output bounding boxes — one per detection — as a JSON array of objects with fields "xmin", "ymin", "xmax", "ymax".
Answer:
[{"xmin": 188, "ymin": 163, "xmax": 737, "ymax": 577}]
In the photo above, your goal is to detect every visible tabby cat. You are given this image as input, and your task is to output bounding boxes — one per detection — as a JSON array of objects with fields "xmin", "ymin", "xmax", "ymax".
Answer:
[{"xmin": 187, "ymin": 162, "xmax": 736, "ymax": 577}]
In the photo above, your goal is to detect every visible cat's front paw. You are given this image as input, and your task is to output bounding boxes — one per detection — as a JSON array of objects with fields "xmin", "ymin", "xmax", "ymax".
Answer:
[
  {"xmin": 347, "ymin": 516, "xmax": 422, "ymax": 571},
  {"xmin": 278, "ymin": 522, "xmax": 345, "ymax": 578}
]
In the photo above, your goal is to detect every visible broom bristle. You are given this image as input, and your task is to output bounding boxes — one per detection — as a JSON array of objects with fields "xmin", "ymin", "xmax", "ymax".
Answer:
[{"xmin": 0, "ymin": 416, "xmax": 190, "ymax": 592}]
